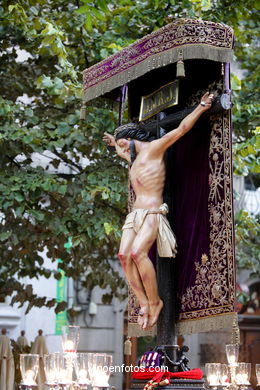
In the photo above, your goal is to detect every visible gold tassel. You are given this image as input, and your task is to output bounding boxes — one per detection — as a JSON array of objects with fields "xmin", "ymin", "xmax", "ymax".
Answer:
[
  {"xmin": 80, "ymin": 103, "xmax": 87, "ymax": 121},
  {"xmin": 176, "ymin": 49, "xmax": 185, "ymax": 78},
  {"xmin": 124, "ymin": 336, "xmax": 132, "ymax": 355}
]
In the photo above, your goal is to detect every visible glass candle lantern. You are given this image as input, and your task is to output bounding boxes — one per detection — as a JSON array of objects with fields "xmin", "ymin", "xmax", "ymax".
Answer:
[
  {"xmin": 90, "ymin": 353, "xmax": 113, "ymax": 389},
  {"xmin": 205, "ymin": 363, "xmax": 221, "ymax": 388},
  {"xmin": 220, "ymin": 364, "xmax": 230, "ymax": 386},
  {"xmin": 61, "ymin": 325, "xmax": 80, "ymax": 354},
  {"xmin": 256, "ymin": 364, "xmax": 260, "ymax": 386},
  {"xmin": 44, "ymin": 354, "xmax": 58, "ymax": 387},
  {"xmin": 226, "ymin": 344, "xmax": 239, "ymax": 366},
  {"xmin": 20, "ymin": 354, "xmax": 39, "ymax": 386},
  {"xmin": 235, "ymin": 362, "xmax": 251, "ymax": 385},
  {"xmin": 56, "ymin": 353, "xmax": 76, "ymax": 386},
  {"xmin": 75, "ymin": 353, "xmax": 92, "ymax": 386}
]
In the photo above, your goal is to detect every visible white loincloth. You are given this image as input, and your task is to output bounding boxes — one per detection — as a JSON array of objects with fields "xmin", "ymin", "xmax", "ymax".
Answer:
[{"xmin": 122, "ymin": 203, "xmax": 177, "ymax": 258}]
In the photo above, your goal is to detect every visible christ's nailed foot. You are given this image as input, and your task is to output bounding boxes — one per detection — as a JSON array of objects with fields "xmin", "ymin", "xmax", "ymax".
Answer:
[
  {"xmin": 147, "ymin": 299, "xmax": 164, "ymax": 329},
  {"xmin": 137, "ymin": 303, "xmax": 149, "ymax": 330}
]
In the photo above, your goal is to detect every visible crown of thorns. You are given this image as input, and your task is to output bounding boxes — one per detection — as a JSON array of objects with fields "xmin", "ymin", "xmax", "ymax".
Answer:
[
  {"xmin": 114, "ymin": 122, "xmax": 156, "ymax": 142},
  {"xmin": 114, "ymin": 123, "xmax": 140, "ymax": 138}
]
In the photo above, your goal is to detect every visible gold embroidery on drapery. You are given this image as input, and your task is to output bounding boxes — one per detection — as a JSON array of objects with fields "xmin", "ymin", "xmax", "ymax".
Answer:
[
  {"xmin": 180, "ymin": 251, "xmax": 231, "ymax": 311},
  {"xmin": 83, "ymin": 20, "xmax": 233, "ymax": 103},
  {"xmin": 179, "ymin": 100, "xmax": 235, "ymax": 322},
  {"xmin": 84, "ymin": 20, "xmax": 233, "ymax": 89}
]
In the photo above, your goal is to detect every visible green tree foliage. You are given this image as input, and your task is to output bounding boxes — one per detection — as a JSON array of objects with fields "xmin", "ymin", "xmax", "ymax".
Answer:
[
  {"xmin": 235, "ymin": 211, "xmax": 260, "ymax": 278},
  {"xmin": 0, "ymin": 0, "xmax": 259, "ymax": 312},
  {"xmin": 0, "ymin": 0, "xmax": 128, "ymax": 311}
]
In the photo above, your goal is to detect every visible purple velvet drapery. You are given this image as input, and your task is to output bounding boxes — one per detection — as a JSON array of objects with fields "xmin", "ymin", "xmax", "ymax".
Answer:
[{"xmin": 170, "ymin": 120, "xmax": 211, "ymax": 301}]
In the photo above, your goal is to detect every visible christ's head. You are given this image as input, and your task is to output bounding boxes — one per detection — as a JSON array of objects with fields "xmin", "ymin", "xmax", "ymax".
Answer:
[{"xmin": 114, "ymin": 122, "xmax": 156, "ymax": 160}]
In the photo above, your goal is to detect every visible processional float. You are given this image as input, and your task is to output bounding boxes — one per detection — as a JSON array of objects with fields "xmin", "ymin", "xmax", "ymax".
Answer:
[{"xmin": 83, "ymin": 18, "xmax": 237, "ymax": 388}]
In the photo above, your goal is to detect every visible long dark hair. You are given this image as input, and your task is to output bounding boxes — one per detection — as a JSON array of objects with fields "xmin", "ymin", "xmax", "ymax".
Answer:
[{"xmin": 114, "ymin": 122, "xmax": 156, "ymax": 142}]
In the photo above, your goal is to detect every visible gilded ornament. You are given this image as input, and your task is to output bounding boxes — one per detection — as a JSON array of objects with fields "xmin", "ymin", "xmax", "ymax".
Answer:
[{"xmin": 201, "ymin": 254, "xmax": 208, "ymax": 264}]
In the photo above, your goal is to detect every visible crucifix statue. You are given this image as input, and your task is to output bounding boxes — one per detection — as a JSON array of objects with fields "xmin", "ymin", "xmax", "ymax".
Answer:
[{"xmin": 103, "ymin": 92, "xmax": 214, "ymax": 331}]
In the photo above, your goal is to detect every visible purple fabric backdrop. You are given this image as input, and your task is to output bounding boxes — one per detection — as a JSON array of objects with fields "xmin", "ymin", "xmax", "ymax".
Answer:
[{"xmin": 170, "ymin": 120, "xmax": 211, "ymax": 301}]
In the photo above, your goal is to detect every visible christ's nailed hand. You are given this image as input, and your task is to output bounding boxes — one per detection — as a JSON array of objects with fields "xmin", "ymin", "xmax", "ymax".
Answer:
[
  {"xmin": 200, "ymin": 92, "xmax": 214, "ymax": 111},
  {"xmin": 103, "ymin": 132, "xmax": 116, "ymax": 147}
]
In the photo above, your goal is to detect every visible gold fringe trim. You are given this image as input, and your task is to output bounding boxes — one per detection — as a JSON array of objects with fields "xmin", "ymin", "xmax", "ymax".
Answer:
[
  {"xmin": 128, "ymin": 323, "xmax": 157, "ymax": 338},
  {"xmin": 83, "ymin": 45, "xmax": 233, "ymax": 103},
  {"xmin": 128, "ymin": 313, "xmax": 237, "ymax": 337},
  {"xmin": 230, "ymin": 313, "xmax": 240, "ymax": 344},
  {"xmin": 176, "ymin": 312, "xmax": 237, "ymax": 336}
]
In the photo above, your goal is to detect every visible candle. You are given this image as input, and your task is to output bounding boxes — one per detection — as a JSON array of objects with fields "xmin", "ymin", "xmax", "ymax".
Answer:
[
  {"xmin": 58, "ymin": 368, "xmax": 71, "ymax": 384},
  {"xmin": 220, "ymin": 375, "xmax": 229, "ymax": 384},
  {"xmin": 92, "ymin": 367, "xmax": 109, "ymax": 386},
  {"xmin": 236, "ymin": 373, "xmax": 243, "ymax": 384},
  {"xmin": 24, "ymin": 369, "xmax": 36, "ymax": 385},
  {"xmin": 236, "ymin": 373, "xmax": 248, "ymax": 385},
  {"xmin": 64, "ymin": 340, "xmax": 75, "ymax": 353},
  {"xmin": 47, "ymin": 369, "xmax": 56, "ymax": 383},
  {"xmin": 78, "ymin": 368, "xmax": 88, "ymax": 384},
  {"xmin": 229, "ymin": 355, "xmax": 236, "ymax": 364},
  {"xmin": 208, "ymin": 374, "xmax": 218, "ymax": 386}
]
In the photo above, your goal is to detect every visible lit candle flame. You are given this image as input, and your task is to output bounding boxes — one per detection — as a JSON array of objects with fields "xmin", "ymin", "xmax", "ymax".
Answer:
[
  {"xmin": 229, "ymin": 355, "xmax": 236, "ymax": 364},
  {"xmin": 236, "ymin": 373, "xmax": 248, "ymax": 385},
  {"xmin": 78, "ymin": 368, "xmax": 89, "ymax": 384},
  {"xmin": 92, "ymin": 367, "xmax": 109, "ymax": 387},
  {"xmin": 208, "ymin": 374, "xmax": 218, "ymax": 386},
  {"xmin": 24, "ymin": 369, "xmax": 36, "ymax": 385}
]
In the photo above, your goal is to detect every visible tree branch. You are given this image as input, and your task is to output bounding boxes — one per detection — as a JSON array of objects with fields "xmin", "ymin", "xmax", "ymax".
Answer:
[
  {"xmin": 7, "ymin": 156, "xmax": 21, "ymax": 168},
  {"xmin": 53, "ymin": 147, "xmax": 83, "ymax": 173}
]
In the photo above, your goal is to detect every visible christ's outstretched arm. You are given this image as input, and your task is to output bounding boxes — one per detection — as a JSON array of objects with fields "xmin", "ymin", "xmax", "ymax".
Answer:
[{"xmin": 150, "ymin": 92, "xmax": 214, "ymax": 154}]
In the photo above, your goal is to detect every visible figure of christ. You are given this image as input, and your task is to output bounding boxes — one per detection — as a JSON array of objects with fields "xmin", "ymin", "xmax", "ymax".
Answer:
[{"xmin": 103, "ymin": 92, "xmax": 214, "ymax": 331}]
